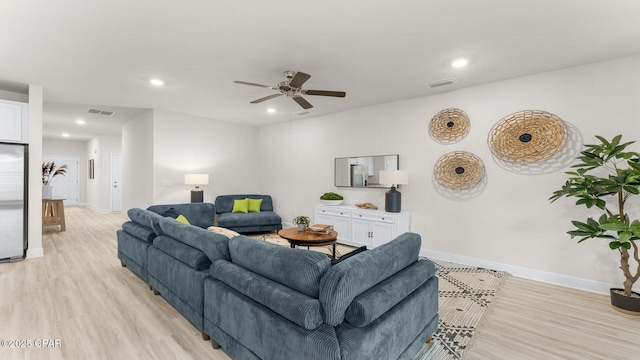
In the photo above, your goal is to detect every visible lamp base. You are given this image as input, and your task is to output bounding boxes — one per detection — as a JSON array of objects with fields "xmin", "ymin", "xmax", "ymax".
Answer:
[
  {"xmin": 385, "ymin": 187, "xmax": 401, "ymax": 213},
  {"xmin": 191, "ymin": 190, "xmax": 204, "ymax": 203}
]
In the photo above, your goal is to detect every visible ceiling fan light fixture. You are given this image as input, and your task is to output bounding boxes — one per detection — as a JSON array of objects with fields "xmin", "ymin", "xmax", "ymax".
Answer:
[{"xmin": 267, "ymin": 108, "xmax": 276, "ymax": 114}]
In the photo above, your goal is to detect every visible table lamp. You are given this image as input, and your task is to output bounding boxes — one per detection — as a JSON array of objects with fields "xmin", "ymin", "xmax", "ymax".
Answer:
[
  {"xmin": 184, "ymin": 174, "xmax": 209, "ymax": 203},
  {"xmin": 379, "ymin": 170, "xmax": 409, "ymax": 213}
]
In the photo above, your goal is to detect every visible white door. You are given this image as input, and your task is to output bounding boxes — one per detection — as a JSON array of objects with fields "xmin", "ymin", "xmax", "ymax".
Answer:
[
  {"xmin": 42, "ymin": 155, "xmax": 80, "ymax": 205},
  {"xmin": 110, "ymin": 153, "xmax": 122, "ymax": 212}
]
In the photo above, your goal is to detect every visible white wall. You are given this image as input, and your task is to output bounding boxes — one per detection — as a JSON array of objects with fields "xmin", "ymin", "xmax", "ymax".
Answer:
[
  {"xmin": 259, "ymin": 55, "xmax": 640, "ymax": 294},
  {"xmin": 86, "ymin": 134, "xmax": 122, "ymax": 213},
  {"xmin": 43, "ymin": 138, "xmax": 87, "ymax": 204},
  {"xmin": 152, "ymin": 110, "xmax": 261, "ymax": 205},
  {"xmin": 122, "ymin": 110, "xmax": 154, "ymax": 211}
]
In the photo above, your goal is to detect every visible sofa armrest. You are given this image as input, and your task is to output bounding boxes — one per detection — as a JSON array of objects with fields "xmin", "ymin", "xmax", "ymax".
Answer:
[
  {"xmin": 344, "ymin": 259, "xmax": 436, "ymax": 327},
  {"xmin": 319, "ymin": 232, "xmax": 421, "ymax": 326},
  {"xmin": 127, "ymin": 208, "xmax": 164, "ymax": 234}
]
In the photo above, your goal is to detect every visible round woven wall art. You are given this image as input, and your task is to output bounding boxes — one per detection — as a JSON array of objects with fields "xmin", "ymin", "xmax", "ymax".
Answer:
[
  {"xmin": 434, "ymin": 151, "xmax": 485, "ymax": 190},
  {"xmin": 488, "ymin": 110, "xmax": 567, "ymax": 164},
  {"xmin": 429, "ymin": 108, "xmax": 470, "ymax": 144}
]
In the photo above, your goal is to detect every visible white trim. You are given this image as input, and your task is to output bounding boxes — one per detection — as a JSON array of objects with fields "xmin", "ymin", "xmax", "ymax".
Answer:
[
  {"xmin": 421, "ymin": 248, "xmax": 616, "ymax": 295},
  {"xmin": 26, "ymin": 247, "xmax": 44, "ymax": 258},
  {"xmin": 86, "ymin": 204, "xmax": 112, "ymax": 214}
]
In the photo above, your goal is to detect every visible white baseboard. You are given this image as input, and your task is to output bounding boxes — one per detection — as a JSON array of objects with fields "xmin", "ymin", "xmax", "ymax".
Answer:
[
  {"xmin": 86, "ymin": 205, "xmax": 112, "ymax": 214},
  {"xmin": 421, "ymin": 248, "xmax": 615, "ymax": 295},
  {"xmin": 26, "ymin": 247, "xmax": 44, "ymax": 259}
]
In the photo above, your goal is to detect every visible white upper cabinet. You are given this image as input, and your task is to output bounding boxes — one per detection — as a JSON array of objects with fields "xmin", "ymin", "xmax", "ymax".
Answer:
[{"xmin": 0, "ymin": 99, "xmax": 29, "ymax": 143}]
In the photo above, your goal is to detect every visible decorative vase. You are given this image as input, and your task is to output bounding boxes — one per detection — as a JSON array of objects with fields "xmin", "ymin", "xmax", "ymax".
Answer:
[
  {"xmin": 43, "ymin": 185, "xmax": 53, "ymax": 199},
  {"xmin": 297, "ymin": 224, "xmax": 307, "ymax": 232},
  {"xmin": 610, "ymin": 288, "xmax": 640, "ymax": 315}
]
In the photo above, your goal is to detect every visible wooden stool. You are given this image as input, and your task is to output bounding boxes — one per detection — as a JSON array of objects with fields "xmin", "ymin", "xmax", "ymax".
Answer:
[{"xmin": 42, "ymin": 198, "xmax": 66, "ymax": 231}]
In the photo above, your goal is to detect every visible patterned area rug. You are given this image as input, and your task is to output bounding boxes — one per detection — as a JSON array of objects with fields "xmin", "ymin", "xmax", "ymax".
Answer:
[
  {"xmin": 249, "ymin": 233, "xmax": 508, "ymax": 360},
  {"xmin": 414, "ymin": 259, "xmax": 508, "ymax": 359}
]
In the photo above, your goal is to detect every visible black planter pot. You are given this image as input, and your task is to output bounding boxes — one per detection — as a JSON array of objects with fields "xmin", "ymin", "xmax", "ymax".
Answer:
[{"xmin": 610, "ymin": 288, "xmax": 640, "ymax": 315}]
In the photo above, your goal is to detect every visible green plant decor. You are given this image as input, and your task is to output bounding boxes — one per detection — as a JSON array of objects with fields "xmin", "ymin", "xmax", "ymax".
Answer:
[
  {"xmin": 292, "ymin": 216, "xmax": 310, "ymax": 226},
  {"xmin": 320, "ymin": 192, "xmax": 343, "ymax": 200},
  {"xmin": 550, "ymin": 135, "xmax": 640, "ymax": 297}
]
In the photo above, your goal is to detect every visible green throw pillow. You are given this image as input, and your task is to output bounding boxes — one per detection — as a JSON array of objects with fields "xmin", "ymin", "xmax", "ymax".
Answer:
[
  {"xmin": 232, "ymin": 199, "xmax": 249, "ymax": 213},
  {"xmin": 176, "ymin": 214, "xmax": 190, "ymax": 224},
  {"xmin": 247, "ymin": 198, "xmax": 263, "ymax": 213}
]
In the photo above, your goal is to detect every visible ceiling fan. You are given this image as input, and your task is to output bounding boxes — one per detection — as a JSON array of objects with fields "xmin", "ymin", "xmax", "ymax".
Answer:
[{"xmin": 234, "ymin": 70, "xmax": 346, "ymax": 110}]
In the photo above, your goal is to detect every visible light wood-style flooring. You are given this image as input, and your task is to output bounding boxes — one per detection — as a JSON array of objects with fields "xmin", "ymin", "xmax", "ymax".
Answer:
[{"xmin": 1, "ymin": 206, "xmax": 638, "ymax": 359}]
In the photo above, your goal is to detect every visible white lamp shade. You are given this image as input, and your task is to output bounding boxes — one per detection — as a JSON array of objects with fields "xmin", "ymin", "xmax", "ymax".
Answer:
[
  {"xmin": 184, "ymin": 174, "xmax": 209, "ymax": 185},
  {"xmin": 379, "ymin": 170, "xmax": 409, "ymax": 186}
]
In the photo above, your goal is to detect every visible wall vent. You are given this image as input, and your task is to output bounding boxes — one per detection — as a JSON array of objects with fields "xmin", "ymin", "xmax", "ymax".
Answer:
[
  {"xmin": 87, "ymin": 108, "xmax": 115, "ymax": 116},
  {"xmin": 424, "ymin": 78, "xmax": 457, "ymax": 88}
]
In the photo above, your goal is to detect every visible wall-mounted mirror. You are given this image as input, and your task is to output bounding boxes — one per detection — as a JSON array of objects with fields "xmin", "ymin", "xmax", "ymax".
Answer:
[{"xmin": 335, "ymin": 154, "xmax": 399, "ymax": 188}]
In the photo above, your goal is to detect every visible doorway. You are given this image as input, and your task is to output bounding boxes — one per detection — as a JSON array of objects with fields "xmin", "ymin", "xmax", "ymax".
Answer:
[
  {"xmin": 42, "ymin": 155, "xmax": 80, "ymax": 206},
  {"xmin": 110, "ymin": 153, "xmax": 122, "ymax": 212}
]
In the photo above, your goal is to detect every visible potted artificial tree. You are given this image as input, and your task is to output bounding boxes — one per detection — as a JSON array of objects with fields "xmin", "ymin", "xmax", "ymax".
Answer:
[
  {"xmin": 550, "ymin": 135, "xmax": 640, "ymax": 314},
  {"xmin": 292, "ymin": 215, "xmax": 310, "ymax": 232}
]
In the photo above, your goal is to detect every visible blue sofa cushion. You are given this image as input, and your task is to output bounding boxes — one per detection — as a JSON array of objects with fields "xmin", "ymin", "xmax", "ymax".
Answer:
[
  {"xmin": 121, "ymin": 221, "xmax": 155, "ymax": 243},
  {"xmin": 344, "ymin": 259, "xmax": 436, "ymax": 327},
  {"xmin": 160, "ymin": 207, "xmax": 179, "ymax": 219},
  {"xmin": 153, "ymin": 235, "xmax": 212, "ymax": 271},
  {"xmin": 319, "ymin": 232, "xmax": 421, "ymax": 326},
  {"xmin": 147, "ymin": 202, "xmax": 215, "ymax": 229},
  {"xmin": 228, "ymin": 236, "xmax": 331, "ymax": 298},
  {"xmin": 217, "ymin": 212, "xmax": 282, "ymax": 228},
  {"xmin": 212, "ymin": 260, "xmax": 324, "ymax": 330},
  {"xmin": 158, "ymin": 217, "xmax": 231, "ymax": 263},
  {"xmin": 127, "ymin": 207, "xmax": 163, "ymax": 234}
]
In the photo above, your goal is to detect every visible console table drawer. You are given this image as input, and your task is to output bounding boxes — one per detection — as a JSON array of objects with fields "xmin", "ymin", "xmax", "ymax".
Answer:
[
  {"xmin": 352, "ymin": 211, "xmax": 395, "ymax": 224},
  {"xmin": 316, "ymin": 208, "xmax": 351, "ymax": 218}
]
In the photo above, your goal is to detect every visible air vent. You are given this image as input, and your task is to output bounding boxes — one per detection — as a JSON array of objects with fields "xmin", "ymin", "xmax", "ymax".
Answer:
[
  {"xmin": 87, "ymin": 108, "xmax": 115, "ymax": 116},
  {"xmin": 425, "ymin": 78, "xmax": 457, "ymax": 88}
]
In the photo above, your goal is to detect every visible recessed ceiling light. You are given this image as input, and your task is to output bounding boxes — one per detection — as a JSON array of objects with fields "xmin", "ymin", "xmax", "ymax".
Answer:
[
  {"xmin": 451, "ymin": 58, "xmax": 469, "ymax": 68},
  {"xmin": 149, "ymin": 78, "xmax": 165, "ymax": 86},
  {"xmin": 62, "ymin": 133, "xmax": 70, "ymax": 137},
  {"xmin": 267, "ymin": 108, "xmax": 276, "ymax": 114},
  {"xmin": 75, "ymin": 119, "xmax": 85, "ymax": 125}
]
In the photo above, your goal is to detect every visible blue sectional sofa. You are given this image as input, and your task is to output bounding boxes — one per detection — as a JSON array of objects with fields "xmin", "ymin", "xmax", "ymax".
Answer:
[
  {"xmin": 118, "ymin": 203, "xmax": 438, "ymax": 359},
  {"xmin": 214, "ymin": 194, "xmax": 282, "ymax": 233}
]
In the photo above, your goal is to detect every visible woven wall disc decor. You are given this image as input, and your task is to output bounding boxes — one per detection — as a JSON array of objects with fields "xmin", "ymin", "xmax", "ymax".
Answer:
[
  {"xmin": 434, "ymin": 151, "xmax": 485, "ymax": 190},
  {"xmin": 429, "ymin": 108, "xmax": 470, "ymax": 144},
  {"xmin": 488, "ymin": 110, "xmax": 567, "ymax": 164}
]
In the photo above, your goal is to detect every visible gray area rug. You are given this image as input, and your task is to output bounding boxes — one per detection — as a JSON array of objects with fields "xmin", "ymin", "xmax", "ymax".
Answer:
[{"xmin": 250, "ymin": 233, "xmax": 508, "ymax": 360}]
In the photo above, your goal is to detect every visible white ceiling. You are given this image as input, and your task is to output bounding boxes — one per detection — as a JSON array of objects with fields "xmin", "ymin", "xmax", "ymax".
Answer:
[{"xmin": 2, "ymin": 1, "xmax": 640, "ymax": 141}]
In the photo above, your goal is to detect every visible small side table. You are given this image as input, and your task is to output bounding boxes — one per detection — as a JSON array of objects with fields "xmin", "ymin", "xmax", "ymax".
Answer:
[{"xmin": 42, "ymin": 198, "xmax": 66, "ymax": 231}]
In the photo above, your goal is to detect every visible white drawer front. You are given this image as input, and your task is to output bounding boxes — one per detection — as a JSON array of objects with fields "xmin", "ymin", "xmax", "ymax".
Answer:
[
  {"xmin": 352, "ymin": 211, "xmax": 395, "ymax": 224},
  {"xmin": 316, "ymin": 208, "xmax": 351, "ymax": 218}
]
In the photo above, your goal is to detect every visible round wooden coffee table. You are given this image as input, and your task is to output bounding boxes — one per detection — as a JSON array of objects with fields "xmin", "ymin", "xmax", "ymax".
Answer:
[{"xmin": 277, "ymin": 227, "xmax": 338, "ymax": 258}]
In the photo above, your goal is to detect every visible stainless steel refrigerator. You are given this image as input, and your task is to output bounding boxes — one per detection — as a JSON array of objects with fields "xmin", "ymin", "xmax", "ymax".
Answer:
[{"xmin": 0, "ymin": 142, "xmax": 28, "ymax": 262}]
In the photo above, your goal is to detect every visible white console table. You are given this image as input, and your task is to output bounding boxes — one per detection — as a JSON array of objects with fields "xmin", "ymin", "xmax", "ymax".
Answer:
[{"xmin": 314, "ymin": 204, "xmax": 410, "ymax": 248}]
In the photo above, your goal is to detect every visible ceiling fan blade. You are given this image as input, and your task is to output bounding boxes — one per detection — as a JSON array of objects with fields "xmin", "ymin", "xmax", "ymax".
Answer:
[
  {"xmin": 304, "ymin": 90, "xmax": 346, "ymax": 98},
  {"xmin": 234, "ymin": 81, "xmax": 274, "ymax": 89},
  {"xmin": 250, "ymin": 93, "xmax": 283, "ymax": 104},
  {"xmin": 289, "ymin": 72, "xmax": 311, "ymax": 88},
  {"xmin": 292, "ymin": 96, "xmax": 313, "ymax": 109}
]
